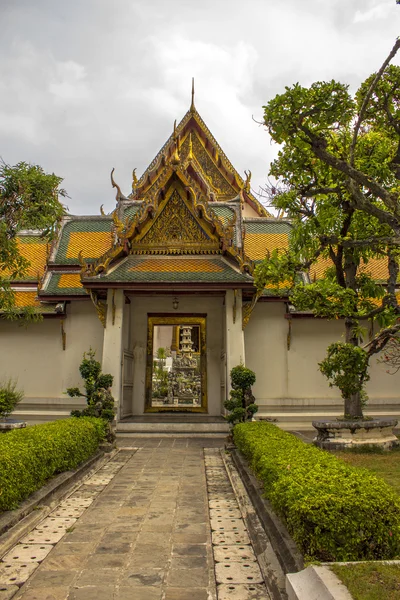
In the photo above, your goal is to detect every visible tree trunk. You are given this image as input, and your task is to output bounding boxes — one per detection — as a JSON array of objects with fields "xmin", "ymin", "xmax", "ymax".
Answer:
[
  {"xmin": 344, "ymin": 317, "xmax": 364, "ymax": 419},
  {"xmin": 344, "ymin": 392, "xmax": 363, "ymax": 419}
]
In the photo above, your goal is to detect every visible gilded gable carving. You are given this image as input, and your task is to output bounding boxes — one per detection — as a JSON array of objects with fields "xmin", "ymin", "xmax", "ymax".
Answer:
[
  {"xmin": 131, "ymin": 189, "xmax": 220, "ymax": 254},
  {"xmin": 191, "ymin": 134, "xmax": 236, "ymax": 198}
]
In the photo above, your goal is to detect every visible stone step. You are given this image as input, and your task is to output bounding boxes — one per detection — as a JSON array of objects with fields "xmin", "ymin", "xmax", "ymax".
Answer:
[{"xmin": 116, "ymin": 421, "xmax": 230, "ymax": 434}]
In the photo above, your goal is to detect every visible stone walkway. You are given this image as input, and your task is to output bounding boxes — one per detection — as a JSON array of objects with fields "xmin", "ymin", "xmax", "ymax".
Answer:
[{"xmin": 1, "ymin": 438, "xmax": 270, "ymax": 600}]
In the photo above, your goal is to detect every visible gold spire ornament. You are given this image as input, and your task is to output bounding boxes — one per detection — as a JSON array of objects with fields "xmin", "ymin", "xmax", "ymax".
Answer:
[
  {"xmin": 190, "ymin": 77, "xmax": 195, "ymax": 113},
  {"xmin": 100, "ymin": 204, "xmax": 105, "ymax": 216}
]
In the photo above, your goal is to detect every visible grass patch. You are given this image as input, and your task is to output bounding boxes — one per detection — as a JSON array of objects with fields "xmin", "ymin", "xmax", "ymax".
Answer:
[
  {"xmin": 330, "ymin": 563, "xmax": 400, "ymax": 600},
  {"xmin": 334, "ymin": 445, "xmax": 400, "ymax": 496}
]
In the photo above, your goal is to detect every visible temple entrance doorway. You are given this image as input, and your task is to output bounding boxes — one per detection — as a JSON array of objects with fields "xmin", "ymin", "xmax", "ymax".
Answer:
[{"xmin": 145, "ymin": 315, "xmax": 207, "ymax": 412}]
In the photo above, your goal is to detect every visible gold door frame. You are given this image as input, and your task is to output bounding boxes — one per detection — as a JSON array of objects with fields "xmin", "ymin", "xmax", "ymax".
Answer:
[{"xmin": 145, "ymin": 314, "xmax": 207, "ymax": 413}]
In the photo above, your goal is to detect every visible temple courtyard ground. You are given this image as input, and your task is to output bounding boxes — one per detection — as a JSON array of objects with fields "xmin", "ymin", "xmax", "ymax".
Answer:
[{"xmin": 4, "ymin": 437, "xmax": 271, "ymax": 600}]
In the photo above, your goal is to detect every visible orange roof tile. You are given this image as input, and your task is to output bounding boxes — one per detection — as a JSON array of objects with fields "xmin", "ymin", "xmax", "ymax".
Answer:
[
  {"xmin": 13, "ymin": 291, "xmax": 40, "ymax": 308},
  {"xmin": 131, "ymin": 258, "xmax": 224, "ymax": 273},
  {"xmin": 58, "ymin": 274, "xmax": 84, "ymax": 289},
  {"xmin": 2, "ymin": 238, "xmax": 48, "ymax": 280},
  {"xmin": 66, "ymin": 232, "xmax": 112, "ymax": 259},
  {"xmin": 244, "ymin": 233, "xmax": 288, "ymax": 261},
  {"xmin": 310, "ymin": 256, "xmax": 400, "ymax": 283}
]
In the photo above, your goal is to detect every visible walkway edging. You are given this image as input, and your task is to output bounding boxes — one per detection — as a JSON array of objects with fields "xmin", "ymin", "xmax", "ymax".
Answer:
[
  {"xmin": 222, "ymin": 450, "xmax": 286, "ymax": 599},
  {"xmin": 230, "ymin": 448, "xmax": 303, "ymax": 575},
  {"xmin": 286, "ymin": 566, "xmax": 353, "ymax": 600}
]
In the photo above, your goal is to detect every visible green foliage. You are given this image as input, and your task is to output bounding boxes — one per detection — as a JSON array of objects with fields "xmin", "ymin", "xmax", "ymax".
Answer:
[
  {"xmin": 66, "ymin": 349, "xmax": 115, "ymax": 440},
  {"xmin": 319, "ymin": 343, "xmax": 370, "ymax": 400},
  {"xmin": 234, "ymin": 421, "xmax": 400, "ymax": 562},
  {"xmin": 257, "ymin": 46, "xmax": 400, "ymax": 417},
  {"xmin": 0, "ymin": 417, "xmax": 106, "ymax": 511},
  {"xmin": 0, "ymin": 160, "xmax": 67, "ymax": 321},
  {"xmin": 224, "ymin": 365, "xmax": 257, "ymax": 425},
  {"xmin": 0, "ymin": 379, "xmax": 24, "ymax": 420}
]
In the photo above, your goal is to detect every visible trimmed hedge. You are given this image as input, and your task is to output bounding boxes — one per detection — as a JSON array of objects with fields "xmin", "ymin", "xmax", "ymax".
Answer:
[
  {"xmin": 234, "ymin": 421, "xmax": 400, "ymax": 562},
  {"xmin": 0, "ymin": 417, "xmax": 106, "ymax": 512}
]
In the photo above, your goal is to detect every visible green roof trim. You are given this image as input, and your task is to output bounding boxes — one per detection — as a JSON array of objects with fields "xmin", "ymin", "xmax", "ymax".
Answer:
[
  {"xmin": 244, "ymin": 220, "xmax": 292, "ymax": 234},
  {"xmin": 123, "ymin": 205, "xmax": 140, "ymax": 220},
  {"xmin": 84, "ymin": 256, "xmax": 252, "ymax": 284}
]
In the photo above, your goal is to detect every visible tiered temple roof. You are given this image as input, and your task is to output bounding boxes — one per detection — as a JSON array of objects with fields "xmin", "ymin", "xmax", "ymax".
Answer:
[{"xmin": 3, "ymin": 96, "xmax": 297, "ymax": 316}]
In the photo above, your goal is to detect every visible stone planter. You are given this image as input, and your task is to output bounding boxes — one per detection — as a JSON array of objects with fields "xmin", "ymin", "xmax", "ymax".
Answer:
[
  {"xmin": 0, "ymin": 418, "xmax": 27, "ymax": 433},
  {"xmin": 312, "ymin": 418, "xmax": 399, "ymax": 450}
]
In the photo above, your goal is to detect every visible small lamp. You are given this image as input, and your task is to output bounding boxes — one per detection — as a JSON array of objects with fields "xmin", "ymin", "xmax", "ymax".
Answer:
[{"xmin": 172, "ymin": 297, "xmax": 179, "ymax": 310}]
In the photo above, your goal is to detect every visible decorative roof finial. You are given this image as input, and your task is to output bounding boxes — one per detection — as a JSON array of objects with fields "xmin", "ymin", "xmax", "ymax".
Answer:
[
  {"xmin": 173, "ymin": 119, "xmax": 178, "ymax": 141},
  {"xmin": 190, "ymin": 77, "xmax": 195, "ymax": 113},
  {"xmin": 110, "ymin": 168, "xmax": 123, "ymax": 202},
  {"xmin": 244, "ymin": 170, "xmax": 252, "ymax": 194},
  {"xmin": 132, "ymin": 168, "xmax": 138, "ymax": 193}
]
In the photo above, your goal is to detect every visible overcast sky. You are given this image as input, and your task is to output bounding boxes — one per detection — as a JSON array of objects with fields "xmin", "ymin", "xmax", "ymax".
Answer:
[{"xmin": 1, "ymin": 0, "xmax": 399, "ymax": 215}]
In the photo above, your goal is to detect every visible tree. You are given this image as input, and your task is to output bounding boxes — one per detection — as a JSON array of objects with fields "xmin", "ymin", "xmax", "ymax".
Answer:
[
  {"xmin": 0, "ymin": 161, "xmax": 67, "ymax": 320},
  {"xmin": 255, "ymin": 39, "xmax": 400, "ymax": 419}
]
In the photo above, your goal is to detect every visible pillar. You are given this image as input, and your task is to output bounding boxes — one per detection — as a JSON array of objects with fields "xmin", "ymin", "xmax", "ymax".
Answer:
[
  {"xmin": 225, "ymin": 289, "xmax": 245, "ymax": 399},
  {"xmin": 102, "ymin": 288, "xmax": 124, "ymax": 421}
]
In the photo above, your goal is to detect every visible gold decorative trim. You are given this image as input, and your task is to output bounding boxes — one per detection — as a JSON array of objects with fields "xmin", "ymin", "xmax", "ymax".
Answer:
[
  {"xmin": 145, "ymin": 315, "xmax": 207, "ymax": 413},
  {"xmin": 61, "ymin": 319, "xmax": 66, "ymax": 351},
  {"xmin": 233, "ymin": 289, "xmax": 238, "ymax": 324},
  {"xmin": 287, "ymin": 318, "xmax": 292, "ymax": 350},
  {"xmin": 90, "ymin": 290, "xmax": 107, "ymax": 328},
  {"xmin": 242, "ymin": 289, "xmax": 262, "ymax": 330},
  {"xmin": 112, "ymin": 289, "xmax": 116, "ymax": 326}
]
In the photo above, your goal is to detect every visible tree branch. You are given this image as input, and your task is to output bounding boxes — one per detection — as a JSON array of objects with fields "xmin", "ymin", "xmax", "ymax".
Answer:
[{"xmin": 350, "ymin": 38, "xmax": 400, "ymax": 167}]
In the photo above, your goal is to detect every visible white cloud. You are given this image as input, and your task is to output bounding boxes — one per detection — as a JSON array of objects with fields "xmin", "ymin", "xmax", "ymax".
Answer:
[
  {"xmin": 49, "ymin": 61, "xmax": 91, "ymax": 102},
  {"xmin": 354, "ymin": 2, "xmax": 392, "ymax": 23},
  {"xmin": 0, "ymin": 0, "xmax": 399, "ymax": 214}
]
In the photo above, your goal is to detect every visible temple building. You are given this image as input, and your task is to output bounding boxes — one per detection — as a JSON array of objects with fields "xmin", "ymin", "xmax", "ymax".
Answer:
[{"xmin": 1, "ymin": 92, "xmax": 399, "ymax": 432}]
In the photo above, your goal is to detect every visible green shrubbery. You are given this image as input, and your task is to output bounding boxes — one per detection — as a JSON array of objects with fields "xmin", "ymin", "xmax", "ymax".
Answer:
[
  {"xmin": 234, "ymin": 421, "xmax": 400, "ymax": 562},
  {"xmin": 0, "ymin": 417, "xmax": 106, "ymax": 512}
]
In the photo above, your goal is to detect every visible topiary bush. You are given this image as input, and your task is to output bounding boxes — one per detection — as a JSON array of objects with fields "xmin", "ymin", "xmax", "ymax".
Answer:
[
  {"xmin": 0, "ymin": 379, "xmax": 24, "ymax": 420},
  {"xmin": 224, "ymin": 365, "xmax": 257, "ymax": 424},
  {"xmin": 234, "ymin": 421, "xmax": 400, "ymax": 562},
  {"xmin": 0, "ymin": 417, "xmax": 106, "ymax": 512},
  {"xmin": 66, "ymin": 349, "xmax": 115, "ymax": 441}
]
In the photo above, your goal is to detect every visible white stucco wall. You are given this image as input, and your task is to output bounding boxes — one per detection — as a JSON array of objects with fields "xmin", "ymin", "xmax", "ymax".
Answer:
[
  {"xmin": 245, "ymin": 305, "xmax": 400, "ymax": 409},
  {"xmin": 244, "ymin": 302, "xmax": 288, "ymax": 402},
  {"xmin": 129, "ymin": 294, "xmax": 224, "ymax": 415},
  {"xmin": 0, "ymin": 300, "xmax": 104, "ymax": 400}
]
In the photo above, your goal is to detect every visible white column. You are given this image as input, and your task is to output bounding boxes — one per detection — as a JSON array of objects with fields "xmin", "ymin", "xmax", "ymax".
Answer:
[
  {"xmin": 225, "ymin": 289, "xmax": 245, "ymax": 399},
  {"xmin": 102, "ymin": 289, "xmax": 124, "ymax": 421}
]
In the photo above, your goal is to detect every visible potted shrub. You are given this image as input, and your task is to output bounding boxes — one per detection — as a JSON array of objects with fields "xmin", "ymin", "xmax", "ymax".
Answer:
[
  {"xmin": 224, "ymin": 365, "xmax": 257, "ymax": 425},
  {"xmin": 0, "ymin": 379, "xmax": 26, "ymax": 431},
  {"xmin": 66, "ymin": 348, "xmax": 116, "ymax": 444}
]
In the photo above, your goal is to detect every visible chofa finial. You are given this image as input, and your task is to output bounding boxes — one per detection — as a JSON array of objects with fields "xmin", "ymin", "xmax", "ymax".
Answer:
[
  {"xmin": 110, "ymin": 168, "xmax": 123, "ymax": 202},
  {"xmin": 190, "ymin": 77, "xmax": 195, "ymax": 113}
]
